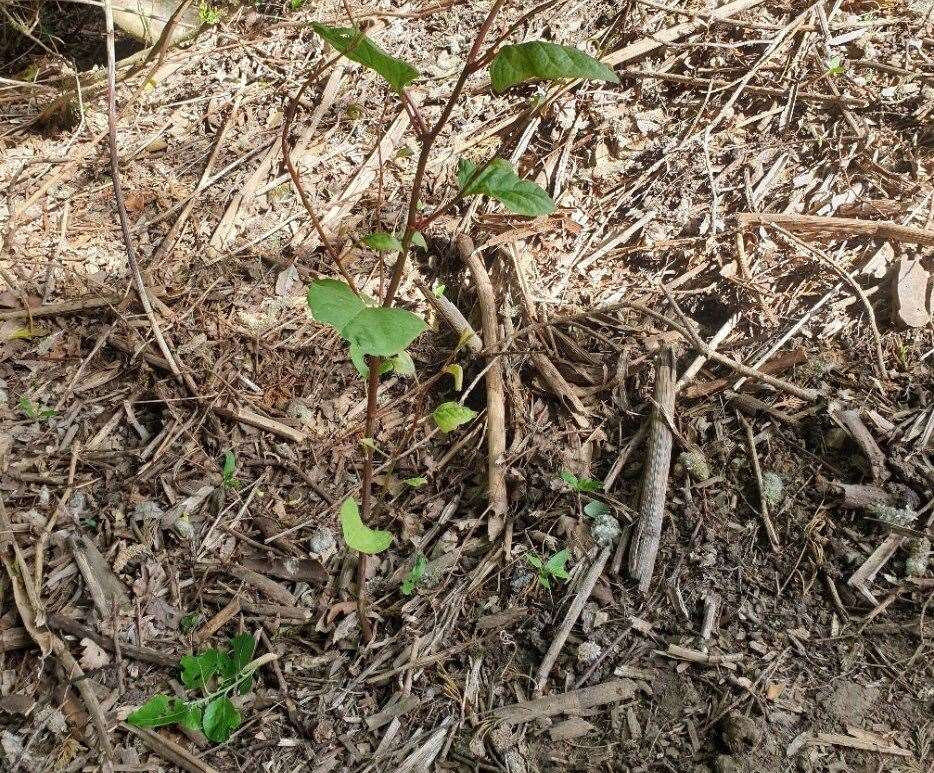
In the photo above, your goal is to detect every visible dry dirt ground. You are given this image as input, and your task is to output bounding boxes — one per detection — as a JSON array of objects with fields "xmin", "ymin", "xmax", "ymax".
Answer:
[{"xmin": 0, "ymin": 0, "xmax": 933, "ymax": 771}]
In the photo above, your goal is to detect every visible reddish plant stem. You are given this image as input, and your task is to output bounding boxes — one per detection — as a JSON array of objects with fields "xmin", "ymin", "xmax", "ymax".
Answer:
[
  {"xmin": 356, "ymin": 0, "xmax": 508, "ymax": 640},
  {"xmin": 281, "ymin": 60, "xmax": 362, "ymax": 293},
  {"xmin": 382, "ymin": 0, "xmax": 508, "ymax": 306},
  {"xmin": 356, "ymin": 357, "xmax": 380, "ymax": 643}
]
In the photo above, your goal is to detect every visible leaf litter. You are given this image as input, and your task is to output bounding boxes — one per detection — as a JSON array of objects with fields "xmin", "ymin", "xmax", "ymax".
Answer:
[{"xmin": 0, "ymin": 0, "xmax": 932, "ymax": 770}]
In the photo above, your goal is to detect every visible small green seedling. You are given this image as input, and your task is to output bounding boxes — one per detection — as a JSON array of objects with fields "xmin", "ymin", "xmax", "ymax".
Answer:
[
  {"xmin": 198, "ymin": 1, "xmax": 221, "ymax": 24},
  {"xmin": 432, "ymin": 401, "xmax": 477, "ymax": 433},
  {"xmin": 442, "ymin": 363, "xmax": 463, "ymax": 391},
  {"xmin": 308, "ymin": 278, "xmax": 426, "ymax": 378},
  {"xmin": 220, "ymin": 451, "xmax": 240, "ymax": 489},
  {"xmin": 827, "ymin": 56, "xmax": 844, "ymax": 76},
  {"xmin": 127, "ymin": 634, "xmax": 263, "ymax": 743},
  {"xmin": 525, "ymin": 549, "xmax": 571, "ymax": 589},
  {"xmin": 18, "ymin": 397, "xmax": 56, "ymax": 421},
  {"xmin": 180, "ymin": 613, "xmax": 200, "ymax": 634},
  {"xmin": 404, "ymin": 476, "xmax": 428, "ymax": 488},
  {"xmin": 559, "ymin": 470, "xmax": 602, "ymax": 493},
  {"xmin": 340, "ymin": 498, "xmax": 392, "ymax": 554},
  {"xmin": 583, "ymin": 499, "xmax": 609, "ymax": 519},
  {"xmin": 401, "ymin": 553, "xmax": 427, "ymax": 595}
]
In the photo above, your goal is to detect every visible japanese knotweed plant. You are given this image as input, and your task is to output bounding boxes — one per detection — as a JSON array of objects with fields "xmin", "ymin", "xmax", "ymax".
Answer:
[
  {"xmin": 127, "ymin": 634, "xmax": 275, "ymax": 743},
  {"xmin": 290, "ymin": 4, "xmax": 619, "ymax": 635}
]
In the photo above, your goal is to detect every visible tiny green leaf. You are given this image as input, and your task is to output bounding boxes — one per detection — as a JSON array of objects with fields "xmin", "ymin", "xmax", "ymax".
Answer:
[
  {"xmin": 443, "ymin": 363, "xmax": 463, "ymax": 391},
  {"xmin": 311, "ymin": 23, "xmax": 419, "ymax": 93},
  {"xmin": 342, "ymin": 307, "xmax": 426, "ymax": 357},
  {"xmin": 202, "ymin": 696, "xmax": 241, "ymax": 743},
  {"xmin": 127, "ymin": 695, "xmax": 198, "ymax": 730},
  {"xmin": 179, "ymin": 613, "xmax": 200, "ymax": 634},
  {"xmin": 559, "ymin": 469, "xmax": 602, "ymax": 493},
  {"xmin": 363, "ymin": 232, "xmax": 403, "ymax": 252},
  {"xmin": 524, "ymin": 554, "xmax": 544, "ymax": 570},
  {"xmin": 583, "ymin": 499, "xmax": 609, "ymax": 519},
  {"xmin": 411, "ymin": 231, "xmax": 428, "ymax": 250},
  {"xmin": 544, "ymin": 549, "xmax": 570, "ymax": 580},
  {"xmin": 180, "ymin": 650, "xmax": 221, "ymax": 690},
  {"xmin": 432, "ymin": 283, "xmax": 446, "ymax": 298},
  {"xmin": 391, "ymin": 350, "xmax": 416, "ymax": 376},
  {"xmin": 489, "ymin": 41, "xmax": 619, "ymax": 93},
  {"xmin": 401, "ymin": 553, "xmax": 427, "ymax": 595},
  {"xmin": 221, "ymin": 451, "xmax": 237, "ymax": 487},
  {"xmin": 432, "ymin": 401, "xmax": 477, "ymax": 433},
  {"xmin": 457, "ymin": 158, "xmax": 555, "ymax": 217},
  {"xmin": 308, "ymin": 279, "xmax": 365, "ymax": 331},
  {"xmin": 404, "ymin": 476, "xmax": 428, "ymax": 488},
  {"xmin": 340, "ymin": 498, "xmax": 392, "ymax": 554}
]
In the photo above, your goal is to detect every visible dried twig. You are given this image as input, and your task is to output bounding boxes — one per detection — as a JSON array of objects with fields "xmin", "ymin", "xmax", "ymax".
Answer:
[
  {"xmin": 459, "ymin": 236, "xmax": 507, "ymax": 537},
  {"xmin": 492, "ymin": 678, "xmax": 642, "ymax": 725},
  {"xmin": 122, "ymin": 723, "xmax": 221, "ymax": 773},
  {"xmin": 736, "ymin": 211, "xmax": 934, "ymax": 248},
  {"xmin": 738, "ymin": 414, "xmax": 781, "ymax": 552},
  {"xmin": 840, "ymin": 409, "xmax": 890, "ymax": 483},
  {"xmin": 103, "ymin": 0, "xmax": 181, "ymax": 377}
]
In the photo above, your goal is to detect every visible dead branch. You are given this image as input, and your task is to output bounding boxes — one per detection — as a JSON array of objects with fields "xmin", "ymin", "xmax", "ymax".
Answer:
[
  {"xmin": 735, "ymin": 212, "xmax": 934, "ymax": 248},
  {"xmin": 458, "ymin": 236, "xmax": 508, "ymax": 537},
  {"xmin": 628, "ymin": 346, "xmax": 677, "ymax": 593},
  {"xmin": 103, "ymin": 0, "xmax": 181, "ymax": 378}
]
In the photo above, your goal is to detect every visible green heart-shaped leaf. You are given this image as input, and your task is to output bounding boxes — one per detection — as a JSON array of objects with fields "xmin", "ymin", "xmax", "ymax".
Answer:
[
  {"xmin": 432, "ymin": 401, "xmax": 477, "ymax": 433},
  {"xmin": 311, "ymin": 23, "xmax": 419, "ymax": 93},
  {"xmin": 340, "ymin": 498, "xmax": 392, "ymax": 554},
  {"xmin": 489, "ymin": 41, "xmax": 619, "ymax": 93},
  {"xmin": 307, "ymin": 278, "xmax": 366, "ymax": 331},
  {"xmin": 457, "ymin": 158, "xmax": 555, "ymax": 217},
  {"xmin": 343, "ymin": 307, "xmax": 427, "ymax": 357}
]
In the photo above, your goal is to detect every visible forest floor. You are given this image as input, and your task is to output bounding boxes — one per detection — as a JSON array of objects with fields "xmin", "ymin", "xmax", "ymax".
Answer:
[{"xmin": 0, "ymin": 0, "xmax": 933, "ymax": 771}]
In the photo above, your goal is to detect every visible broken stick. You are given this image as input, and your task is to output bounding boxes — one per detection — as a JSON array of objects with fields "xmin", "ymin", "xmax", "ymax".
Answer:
[
  {"xmin": 534, "ymin": 546, "xmax": 612, "ymax": 694},
  {"xmin": 738, "ymin": 414, "xmax": 781, "ymax": 552},
  {"xmin": 459, "ymin": 236, "xmax": 508, "ymax": 538},
  {"xmin": 629, "ymin": 346, "xmax": 677, "ymax": 593}
]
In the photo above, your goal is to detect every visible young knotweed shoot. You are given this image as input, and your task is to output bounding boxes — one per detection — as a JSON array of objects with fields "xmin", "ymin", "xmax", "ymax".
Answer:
[
  {"xmin": 401, "ymin": 553, "xmax": 428, "ymax": 595},
  {"xmin": 127, "ymin": 634, "xmax": 268, "ymax": 743},
  {"xmin": 220, "ymin": 450, "xmax": 240, "ymax": 489},
  {"xmin": 559, "ymin": 469, "xmax": 602, "ymax": 493},
  {"xmin": 340, "ymin": 498, "xmax": 392, "ymax": 555},
  {"xmin": 525, "ymin": 549, "xmax": 571, "ymax": 590},
  {"xmin": 299, "ymin": 12, "xmax": 623, "ymax": 637}
]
